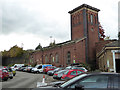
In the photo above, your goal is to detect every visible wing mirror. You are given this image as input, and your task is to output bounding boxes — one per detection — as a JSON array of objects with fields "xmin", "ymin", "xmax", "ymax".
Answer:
[{"xmin": 75, "ymin": 84, "xmax": 84, "ymax": 90}]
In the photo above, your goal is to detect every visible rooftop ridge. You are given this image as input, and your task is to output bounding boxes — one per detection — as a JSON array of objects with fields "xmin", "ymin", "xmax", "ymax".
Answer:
[{"xmin": 68, "ymin": 4, "xmax": 100, "ymax": 14}]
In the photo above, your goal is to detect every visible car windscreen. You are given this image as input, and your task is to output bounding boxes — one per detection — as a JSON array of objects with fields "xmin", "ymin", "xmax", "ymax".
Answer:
[
  {"xmin": 64, "ymin": 70, "xmax": 69, "ymax": 75},
  {"xmin": 49, "ymin": 66, "xmax": 55, "ymax": 69},
  {"xmin": 35, "ymin": 65, "xmax": 41, "ymax": 68},
  {"xmin": 54, "ymin": 68, "xmax": 59, "ymax": 71},
  {"xmin": 56, "ymin": 70, "xmax": 66, "ymax": 74},
  {"xmin": 72, "ymin": 67, "xmax": 85, "ymax": 71},
  {"xmin": 60, "ymin": 74, "xmax": 87, "ymax": 88},
  {"xmin": 2, "ymin": 70, "xmax": 8, "ymax": 73}
]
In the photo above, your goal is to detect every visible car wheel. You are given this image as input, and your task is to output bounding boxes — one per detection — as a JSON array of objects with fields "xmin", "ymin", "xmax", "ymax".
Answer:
[
  {"xmin": 4, "ymin": 78, "xmax": 8, "ymax": 81},
  {"xmin": 10, "ymin": 77, "xmax": 13, "ymax": 79},
  {"xmin": 0, "ymin": 78, "xmax": 2, "ymax": 82},
  {"xmin": 37, "ymin": 71, "xmax": 39, "ymax": 74}
]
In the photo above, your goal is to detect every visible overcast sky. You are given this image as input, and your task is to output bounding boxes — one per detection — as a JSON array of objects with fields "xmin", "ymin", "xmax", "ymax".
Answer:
[{"xmin": 0, "ymin": 0, "xmax": 119, "ymax": 51}]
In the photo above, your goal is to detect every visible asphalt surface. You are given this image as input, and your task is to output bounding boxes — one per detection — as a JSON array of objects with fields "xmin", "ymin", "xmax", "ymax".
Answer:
[{"xmin": 1, "ymin": 71, "xmax": 58, "ymax": 89}]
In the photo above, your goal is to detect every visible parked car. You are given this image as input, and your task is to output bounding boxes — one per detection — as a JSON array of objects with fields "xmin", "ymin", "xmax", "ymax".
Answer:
[
  {"xmin": 71, "ymin": 66, "xmax": 88, "ymax": 72},
  {"xmin": 23, "ymin": 67, "xmax": 28, "ymax": 72},
  {"xmin": 11, "ymin": 64, "xmax": 24, "ymax": 71},
  {"xmin": 31, "ymin": 64, "xmax": 52, "ymax": 73},
  {"xmin": 0, "ymin": 69, "xmax": 9, "ymax": 81},
  {"xmin": 37, "ymin": 72, "xmax": 120, "ymax": 90},
  {"xmin": 2, "ymin": 67, "xmax": 13, "ymax": 79},
  {"xmin": 19, "ymin": 66, "xmax": 26, "ymax": 71},
  {"xmin": 27, "ymin": 66, "xmax": 33, "ymax": 72},
  {"xmin": 47, "ymin": 67, "xmax": 64, "ymax": 76},
  {"xmin": 43, "ymin": 66, "xmax": 56, "ymax": 74},
  {"xmin": 61, "ymin": 69, "xmax": 85, "ymax": 80},
  {"xmin": 53, "ymin": 70, "xmax": 67, "ymax": 80},
  {"xmin": 65, "ymin": 66, "xmax": 88, "ymax": 72},
  {"xmin": 65, "ymin": 66, "xmax": 72, "ymax": 70}
]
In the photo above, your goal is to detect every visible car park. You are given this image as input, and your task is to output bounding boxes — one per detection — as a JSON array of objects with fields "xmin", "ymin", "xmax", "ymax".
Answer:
[
  {"xmin": 61, "ymin": 69, "xmax": 85, "ymax": 80},
  {"xmin": 37, "ymin": 72, "xmax": 120, "ymax": 90},
  {"xmin": 47, "ymin": 67, "xmax": 64, "ymax": 76},
  {"xmin": 0, "ymin": 69, "xmax": 9, "ymax": 81},
  {"xmin": 53, "ymin": 70, "xmax": 67, "ymax": 80}
]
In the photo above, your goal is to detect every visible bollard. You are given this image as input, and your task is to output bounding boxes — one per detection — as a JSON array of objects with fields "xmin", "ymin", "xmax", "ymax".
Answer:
[{"xmin": 42, "ymin": 75, "xmax": 45, "ymax": 83}]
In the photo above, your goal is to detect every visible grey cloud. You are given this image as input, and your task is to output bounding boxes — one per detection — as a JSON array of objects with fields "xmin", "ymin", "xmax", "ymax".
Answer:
[
  {"xmin": 1, "ymin": 1, "xmax": 70, "ymax": 42},
  {"xmin": 2, "ymin": 2, "xmax": 37, "ymax": 34}
]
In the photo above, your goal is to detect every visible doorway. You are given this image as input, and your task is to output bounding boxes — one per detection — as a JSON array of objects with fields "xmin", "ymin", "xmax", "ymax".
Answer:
[{"xmin": 115, "ymin": 59, "xmax": 120, "ymax": 73}]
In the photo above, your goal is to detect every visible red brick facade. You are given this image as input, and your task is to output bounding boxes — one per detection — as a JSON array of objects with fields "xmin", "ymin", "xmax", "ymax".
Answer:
[{"xmin": 30, "ymin": 4, "xmax": 100, "ymax": 67}]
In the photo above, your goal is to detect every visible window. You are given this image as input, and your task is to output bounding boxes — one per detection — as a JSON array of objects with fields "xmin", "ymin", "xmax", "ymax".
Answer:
[
  {"xmin": 45, "ymin": 55, "xmax": 48, "ymax": 63},
  {"xmin": 76, "ymin": 14, "xmax": 79, "ymax": 24},
  {"xmin": 70, "ymin": 71, "xmax": 77, "ymax": 75},
  {"xmin": 55, "ymin": 53, "xmax": 59, "ymax": 63},
  {"xmin": 90, "ymin": 14, "xmax": 93, "ymax": 24},
  {"xmin": 66, "ymin": 51, "xmax": 71, "ymax": 65},
  {"xmin": 77, "ymin": 71, "xmax": 83, "ymax": 74},
  {"xmin": 112, "ymin": 76, "xmax": 119, "ymax": 89},
  {"xmin": 119, "ymin": 76, "xmax": 120, "ymax": 88},
  {"xmin": 64, "ymin": 71, "xmax": 69, "ymax": 75},
  {"xmin": 37, "ymin": 66, "xmax": 42, "ymax": 69},
  {"xmin": 78, "ymin": 14, "xmax": 80, "ymax": 23},
  {"xmin": 72, "ymin": 16, "xmax": 75, "ymax": 26},
  {"xmin": 50, "ymin": 54, "xmax": 52, "ymax": 63},
  {"xmin": 91, "ymin": 28, "xmax": 94, "ymax": 31},
  {"xmin": 95, "ymin": 15, "xmax": 96, "ymax": 24},
  {"xmin": 69, "ymin": 75, "xmax": 109, "ymax": 89}
]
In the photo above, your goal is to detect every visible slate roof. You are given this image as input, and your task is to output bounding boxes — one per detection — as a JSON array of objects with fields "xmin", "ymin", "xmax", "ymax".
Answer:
[
  {"xmin": 43, "ymin": 37, "xmax": 86, "ymax": 50},
  {"xmin": 105, "ymin": 40, "xmax": 120, "ymax": 47}
]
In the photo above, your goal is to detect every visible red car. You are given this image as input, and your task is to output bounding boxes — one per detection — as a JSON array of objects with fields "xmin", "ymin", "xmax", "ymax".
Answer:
[
  {"xmin": 43, "ymin": 66, "xmax": 56, "ymax": 73},
  {"xmin": 0, "ymin": 69, "xmax": 9, "ymax": 81},
  {"xmin": 61, "ymin": 69, "xmax": 85, "ymax": 80}
]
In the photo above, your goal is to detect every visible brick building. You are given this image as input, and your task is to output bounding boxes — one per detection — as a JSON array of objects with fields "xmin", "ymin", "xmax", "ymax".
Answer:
[
  {"xmin": 30, "ymin": 4, "xmax": 100, "ymax": 67},
  {"xmin": 96, "ymin": 40, "xmax": 120, "ymax": 73}
]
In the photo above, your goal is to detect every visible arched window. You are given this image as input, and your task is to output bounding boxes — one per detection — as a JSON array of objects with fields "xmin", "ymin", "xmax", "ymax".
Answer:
[
  {"xmin": 55, "ymin": 53, "xmax": 59, "ymax": 63},
  {"xmin": 72, "ymin": 16, "xmax": 75, "ymax": 26},
  {"xmin": 95, "ymin": 15, "xmax": 97, "ymax": 24},
  {"xmin": 66, "ymin": 51, "xmax": 71, "ymax": 65},
  {"xmin": 45, "ymin": 55, "xmax": 48, "ymax": 63},
  {"xmin": 78, "ymin": 14, "xmax": 81, "ymax": 24},
  {"xmin": 90, "ymin": 14, "xmax": 93, "ymax": 24},
  {"xmin": 50, "ymin": 54, "xmax": 52, "ymax": 63}
]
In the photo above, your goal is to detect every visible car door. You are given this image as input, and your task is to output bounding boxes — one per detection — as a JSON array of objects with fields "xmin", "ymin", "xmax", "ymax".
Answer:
[
  {"xmin": 110, "ymin": 75, "xmax": 120, "ymax": 90},
  {"xmin": 67, "ymin": 74, "xmax": 111, "ymax": 90}
]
